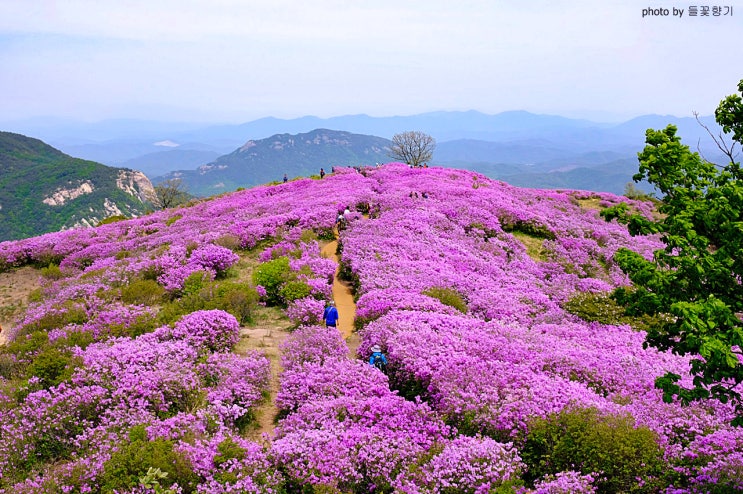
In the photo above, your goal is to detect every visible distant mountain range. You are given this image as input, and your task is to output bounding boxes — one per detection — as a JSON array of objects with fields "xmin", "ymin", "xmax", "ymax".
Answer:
[
  {"xmin": 0, "ymin": 110, "xmax": 731, "ymax": 196},
  {"xmin": 0, "ymin": 132, "xmax": 156, "ymax": 241},
  {"xmin": 162, "ymin": 129, "xmax": 391, "ymax": 197}
]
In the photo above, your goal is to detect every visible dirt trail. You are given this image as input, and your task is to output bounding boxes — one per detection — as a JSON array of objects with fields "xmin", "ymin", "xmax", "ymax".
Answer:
[
  {"xmin": 241, "ymin": 233, "xmax": 361, "ymax": 440},
  {"xmin": 320, "ymin": 238, "xmax": 361, "ymax": 358},
  {"xmin": 238, "ymin": 322, "xmax": 288, "ymax": 442}
]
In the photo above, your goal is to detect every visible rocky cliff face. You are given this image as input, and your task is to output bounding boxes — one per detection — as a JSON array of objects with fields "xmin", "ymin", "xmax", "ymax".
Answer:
[{"xmin": 116, "ymin": 170, "xmax": 158, "ymax": 204}]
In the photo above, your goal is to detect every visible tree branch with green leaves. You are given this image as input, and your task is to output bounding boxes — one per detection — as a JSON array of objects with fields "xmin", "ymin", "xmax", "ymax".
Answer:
[{"xmin": 604, "ymin": 79, "xmax": 743, "ymax": 425}]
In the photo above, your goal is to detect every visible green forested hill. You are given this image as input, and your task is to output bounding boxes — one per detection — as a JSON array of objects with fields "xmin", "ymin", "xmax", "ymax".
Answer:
[
  {"xmin": 0, "ymin": 132, "xmax": 156, "ymax": 241},
  {"xmin": 159, "ymin": 129, "xmax": 392, "ymax": 196}
]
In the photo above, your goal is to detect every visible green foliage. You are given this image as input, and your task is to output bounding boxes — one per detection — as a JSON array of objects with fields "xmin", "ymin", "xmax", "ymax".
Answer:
[
  {"xmin": 501, "ymin": 217, "xmax": 556, "ymax": 240},
  {"xmin": 279, "ymin": 280, "xmax": 312, "ymax": 303},
  {"xmin": 252, "ymin": 256, "xmax": 292, "ymax": 305},
  {"xmin": 165, "ymin": 214, "xmax": 182, "ymax": 226},
  {"xmin": 40, "ymin": 263, "xmax": 65, "ymax": 280},
  {"xmin": 100, "ymin": 425, "xmax": 199, "ymax": 493},
  {"xmin": 563, "ymin": 291, "xmax": 665, "ymax": 332},
  {"xmin": 97, "ymin": 215, "xmax": 128, "ymax": 226},
  {"xmin": 159, "ymin": 280, "xmax": 259, "ymax": 325},
  {"xmin": 423, "ymin": 286, "xmax": 468, "ymax": 314},
  {"xmin": 214, "ymin": 281, "xmax": 260, "ymax": 324},
  {"xmin": 121, "ymin": 278, "xmax": 166, "ymax": 305},
  {"xmin": 522, "ymin": 407, "xmax": 667, "ymax": 493},
  {"xmin": 15, "ymin": 302, "xmax": 89, "ymax": 339},
  {"xmin": 26, "ymin": 347, "xmax": 76, "ymax": 388},
  {"xmin": 604, "ymin": 80, "xmax": 743, "ymax": 423}
]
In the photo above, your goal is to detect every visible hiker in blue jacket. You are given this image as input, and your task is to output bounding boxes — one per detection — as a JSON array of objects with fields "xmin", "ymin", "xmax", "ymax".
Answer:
[
  {"xmin": 369, "ymin": 345, "xmax": 388, "ymax": 373},
  {"xmin": 323, "ymin": 300, "xmax": 339, "ymax": 327}
]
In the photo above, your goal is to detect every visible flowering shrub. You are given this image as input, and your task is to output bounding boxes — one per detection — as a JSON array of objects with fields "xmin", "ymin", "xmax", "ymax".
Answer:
[
  {"xmin": 168, "ymin": 309, "xmax": 241, "ymax": 353},
  {"xmin": 394, "ymin": 435, "xmax": 524, "ymax": 493},
  {"xmin": 285, "ymin": 296, "xmax": 325, "ymax": 327},
  {"xmin": 279, "ymin": 325, "xmax": 349, "ymax": 372}
]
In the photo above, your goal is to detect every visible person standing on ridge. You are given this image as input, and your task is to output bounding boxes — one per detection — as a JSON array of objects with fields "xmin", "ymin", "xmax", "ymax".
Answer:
[
  {"xmin": 369, "ymin": 345, "xmax": 388, "ymax": 373},
  {"xmin": 283, "ymin": 173, "xmax": 288, "ymax": 183},
  {"xmin": 320, "ymin": 168, "xmax": 326, "ymax": 179},
  {"xmin": 323, "ymin": 300, "xmax": 339, "ymax": 328}
]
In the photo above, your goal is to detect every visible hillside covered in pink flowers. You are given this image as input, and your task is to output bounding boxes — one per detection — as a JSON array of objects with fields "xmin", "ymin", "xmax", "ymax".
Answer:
[{"xmin": 0, "ymin": 164, "xmax": 741, "ymax": 493}]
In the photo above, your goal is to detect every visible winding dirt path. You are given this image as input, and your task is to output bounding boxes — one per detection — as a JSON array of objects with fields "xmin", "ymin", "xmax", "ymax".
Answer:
[
  {"xmin": 321, "ymin": 237, "xmax": 361, "ymax": 358},
  {"xmin": 243, "ymin": 232, "xmax": 361, "ymax": 440}
]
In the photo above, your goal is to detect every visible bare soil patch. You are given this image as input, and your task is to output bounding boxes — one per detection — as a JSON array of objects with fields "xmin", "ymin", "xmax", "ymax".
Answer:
[{"xmin": 0, "ymin": 266, "xmax": 42, "ymax": 346}]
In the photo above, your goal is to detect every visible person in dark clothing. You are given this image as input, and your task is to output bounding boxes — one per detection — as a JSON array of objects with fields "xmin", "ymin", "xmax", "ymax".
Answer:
[
  {"xmin": 323, "ymin": 300, "xmax": 339, "ymax": 327},
  {"xmin": 283, "ymin": 173, "xmax": 288, "ymax": 183},
  {"xmin": 320, "ymin": 168, "xmax": 326, "ymax": 179}
]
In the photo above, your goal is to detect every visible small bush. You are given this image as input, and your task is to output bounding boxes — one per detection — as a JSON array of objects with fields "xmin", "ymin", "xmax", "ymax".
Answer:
[
  {"xmin": 279, "ymin": 280, "xmax": 312, "ymax": 304},
  {"xmin": 521, "ymin": 407, "xmax": 667, "ymax": 493},
  {"xmin": 501, "ymin": 218, "xmax": 556, "ymax": 240},
  {"xmin": 15, "ymin": 304, "xmax": 89, "ymax": 339},
  {"xmin": 564, "ymin": 291, "xmax": 664, "ymax": 332},
  {"xmin": 252, "ymin": 256, "xmax": 292, "ymax": 305},
  {"xmin": 423, "ymin": 286, "xmax": 468, "ymax": 314},
  {"xmin": 26, "ymin": 347, "xmax": 76, "ymax": 388},
  {"xmin": 214, "ymin": 282, "xmax": 260, "ymax": 324},
  {"xmin": 40, "ymin": 263, "xmax": 65, "ymax": 280},
  {"xmin": 97, "ymin": 215, "xmax": 128, "ymax": 226},
  {"xmin": 121, "ymin": 279, "xmax": 166, "ymax": 305},
  {"xmin": 215, "ymin": 233, "xmax": 242, "ymax": 251},
  {"xmin": 165, "ymin": 214, "xmax": 182, "ymax": 226},
  {"xmin": 100, "ymin": 425, "xmax": 199, "ymax": 493}
]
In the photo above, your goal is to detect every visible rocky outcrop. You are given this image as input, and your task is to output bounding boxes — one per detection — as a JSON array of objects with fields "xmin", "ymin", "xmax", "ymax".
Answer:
[
  {"xmin": 42, "ymin": 181, "xmax": 95, "ymax": 206},
  {"xmin": 116, "ymin": 170, "xmax": 158, "ymax": 204}
]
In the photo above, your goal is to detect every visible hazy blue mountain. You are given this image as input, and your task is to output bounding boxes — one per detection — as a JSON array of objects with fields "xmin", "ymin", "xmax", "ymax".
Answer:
[
  {"xmin": 120, "ymin": 149, "xmax": 221, "ymax": 177},
  {"xmin": 488, "ymin": 158, "xmax": 655, "ymax": 196},
  {"xmin": 2, "ymin": 110, "xmax": 730, "ymax": 199},
  {"xmin": 160, "ymin": 129, "xmax": 391, "ymax": 197},
  {"xmin": 0, "ymin": 132, "xmax": 156, "ymax": 241}
]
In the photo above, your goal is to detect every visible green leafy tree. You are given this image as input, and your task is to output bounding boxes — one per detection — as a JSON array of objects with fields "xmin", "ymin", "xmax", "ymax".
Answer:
[
  {"xmin": 388, "ymin": 130, "xmax": 436, "ymax": 166},
  {"xmin": 604, "ymin": 80, "xmax": 743, "ymax": 424}
]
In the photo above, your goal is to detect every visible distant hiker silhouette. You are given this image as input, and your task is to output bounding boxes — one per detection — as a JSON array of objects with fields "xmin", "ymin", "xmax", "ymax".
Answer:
[{"xmin": 320, "ymin": 168, "xmax": 326, "ymax": 179}]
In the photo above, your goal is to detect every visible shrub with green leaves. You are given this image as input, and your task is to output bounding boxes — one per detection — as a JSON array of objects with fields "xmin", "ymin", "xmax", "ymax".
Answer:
[
  {"xmin": 252, "ymin": 256, "xmax": 291, "ymax": 305},
  {"xmin": 521, "ymin": 407, "xmax": 667, "ymax": 493},
  {"xmin": 279, "ymin": 280, "xmax": 312, "ymax": 304},
  {"xmin": 564, "ymin": 291, "xmax": 665, "ymax": 332},
  {"xmin": 423, "ymin": 286, "xmax": 468, "ymax": 314},
  {"xmin": 100, "ymin": 425, "xmax": 199, "ymax": 493},
  {"xmin": 121, "ymin": 279, "xmax": 166, "ymax": 305}
]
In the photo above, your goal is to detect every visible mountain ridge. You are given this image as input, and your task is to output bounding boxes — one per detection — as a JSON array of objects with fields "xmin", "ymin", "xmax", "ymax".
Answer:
[{"xmin": 0, "ymin": 132, "xmax": 156, "ymax": 241}]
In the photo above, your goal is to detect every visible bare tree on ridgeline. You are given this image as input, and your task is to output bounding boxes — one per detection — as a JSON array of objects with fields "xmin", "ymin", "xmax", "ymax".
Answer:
[
  {"xmin": 388, "ymin": 131, "xmax": 436, "ymax": 167},
  {"xmin": 154, "ymin": 178, "xmax": 190, "ymax": 209}
]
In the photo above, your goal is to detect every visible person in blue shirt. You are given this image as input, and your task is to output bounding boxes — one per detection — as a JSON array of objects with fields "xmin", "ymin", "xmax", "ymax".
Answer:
[
  {"xmin": 323, "ymin": 300, "xmax": 339, "ymax": 327},
  {"xmin": 369, "ymin": 345, "xmax": 388, "ymax": 373}
]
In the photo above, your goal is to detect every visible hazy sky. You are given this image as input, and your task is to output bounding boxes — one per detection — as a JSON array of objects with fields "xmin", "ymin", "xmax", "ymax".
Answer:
[{"xmin": 1, "ymin": 0, "xmax": 741, "ymax": 123}]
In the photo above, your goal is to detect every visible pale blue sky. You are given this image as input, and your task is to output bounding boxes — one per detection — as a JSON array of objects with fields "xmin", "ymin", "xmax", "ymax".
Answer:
[{"xmin": 0, "ymin": 0, "xmax": 740, "ymax": 123}]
